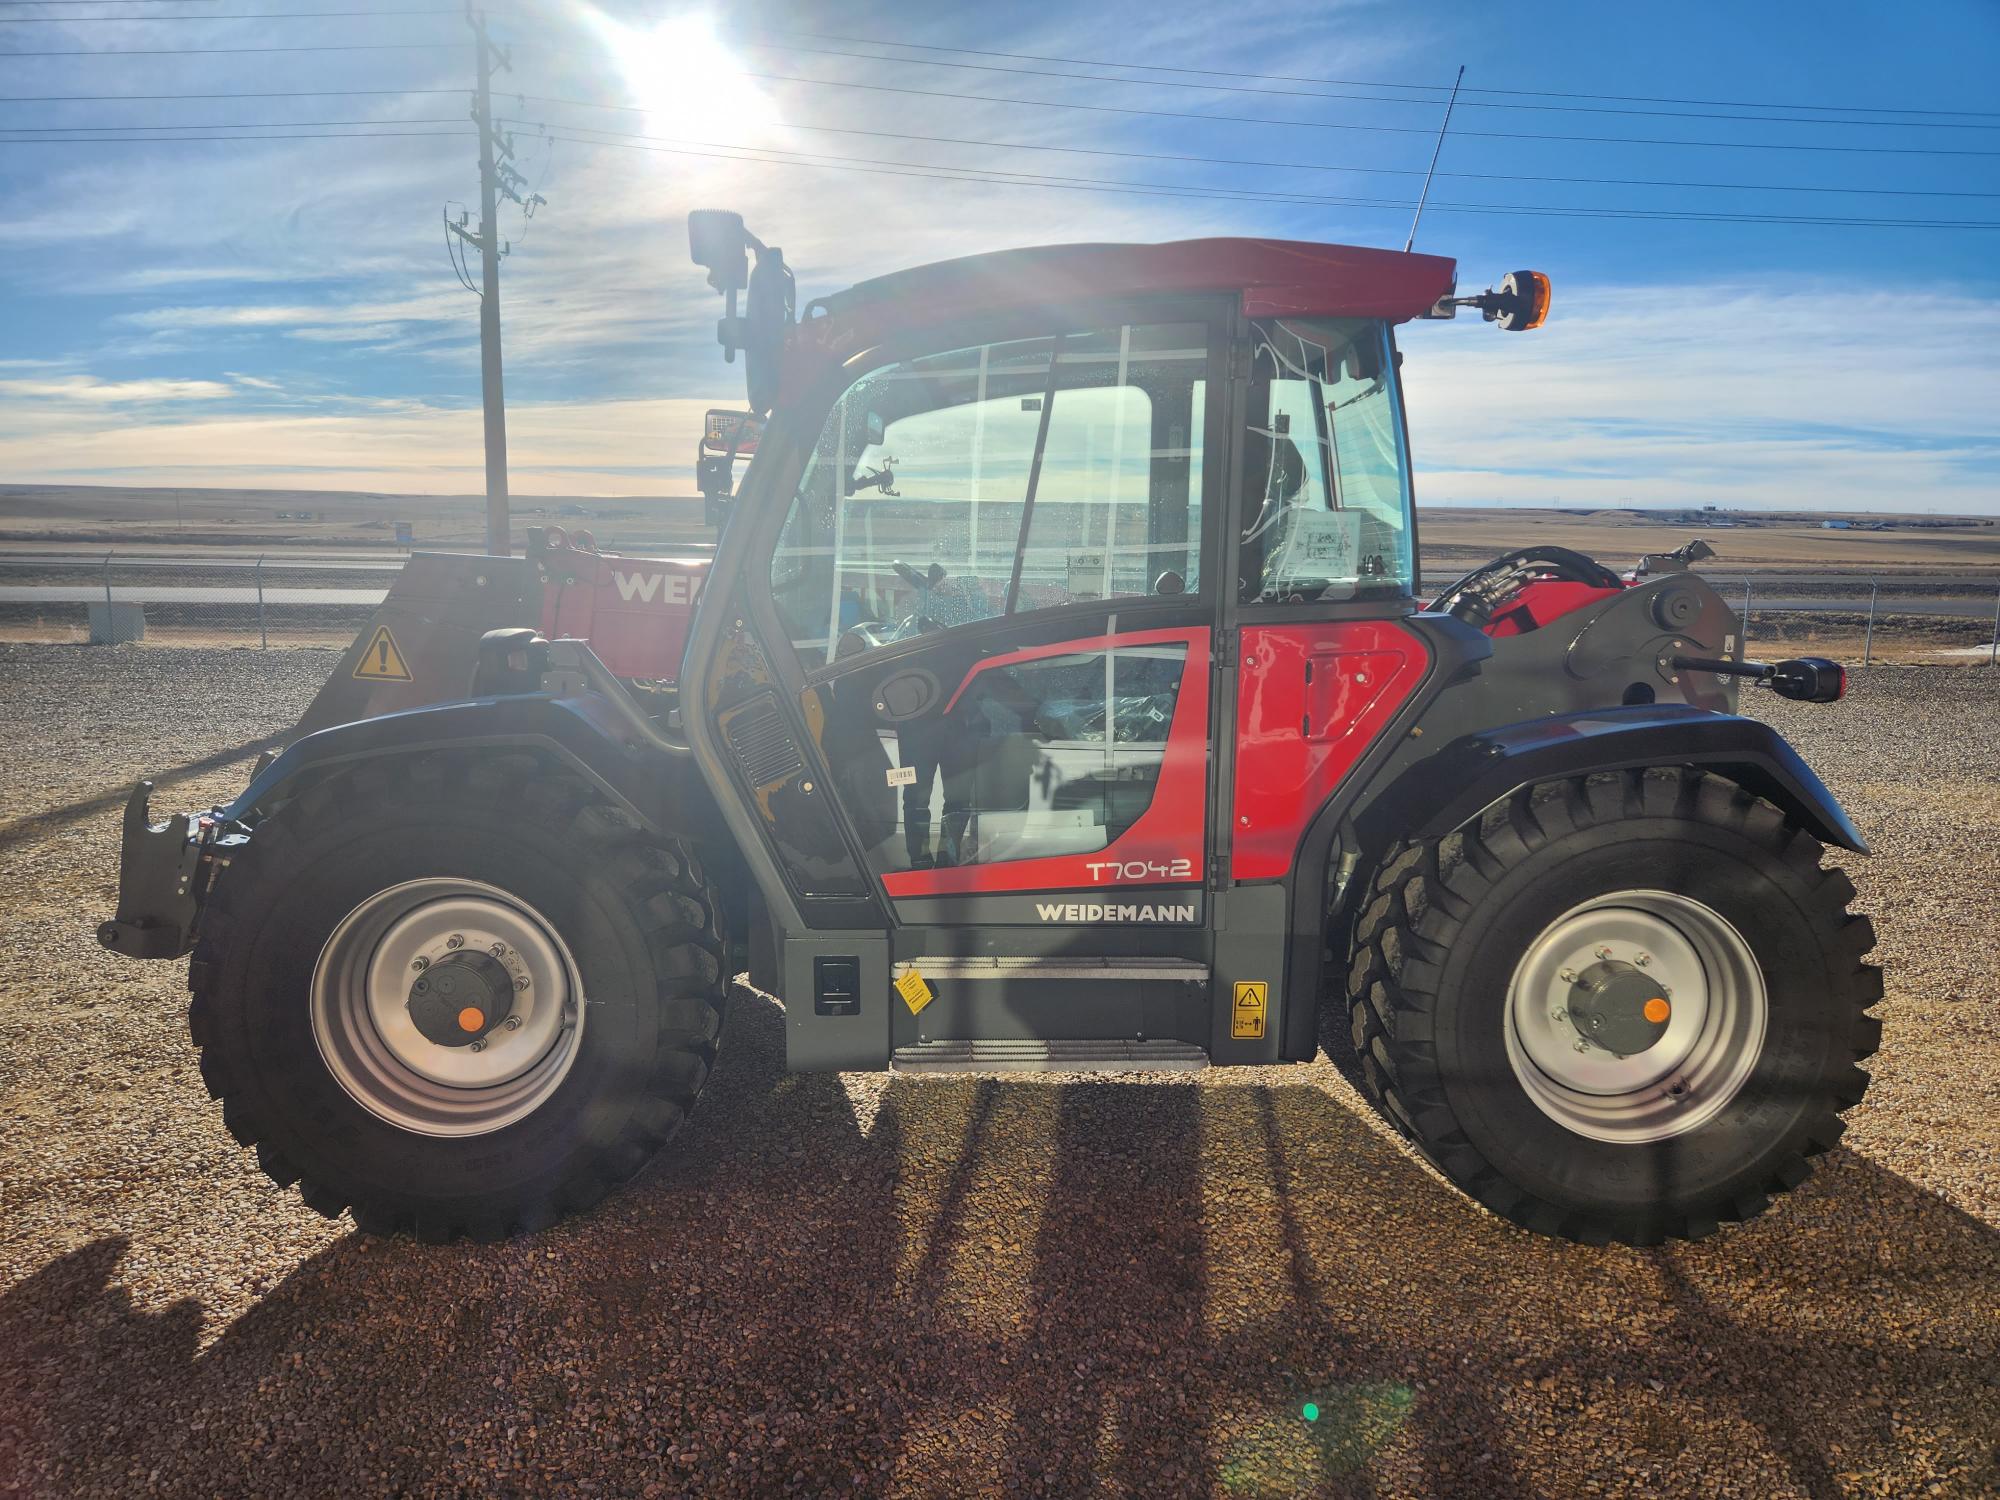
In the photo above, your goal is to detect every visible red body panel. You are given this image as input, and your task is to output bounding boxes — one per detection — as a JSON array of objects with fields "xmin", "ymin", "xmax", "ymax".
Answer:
[
  {"xmin": 788, "ymin": 238, "xmax": 1456, "ymax": 405},
  {"xmin": 882, "ymin": 626, "xmax": 1211, "ymax": 898},
  {"xmin": 539, "ymin": 550, "xmax": 712, "ymax": 682},
  {"xmin": 1482, "ymin": 580, "xmax": 1624, "ymax": 638},
  {"xmin": 1230, "ymin": 620, "xmax": 1430, "ymax": 881}
]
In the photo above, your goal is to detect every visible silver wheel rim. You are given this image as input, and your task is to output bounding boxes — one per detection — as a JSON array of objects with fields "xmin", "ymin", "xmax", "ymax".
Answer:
[
  {"xmin": 311, "ymin": 878, "xmax": 585, "ymax": 1137},
  {"xmin": 1503, "ymin": 889, "xmax": 1766, "ymax": 1144}
]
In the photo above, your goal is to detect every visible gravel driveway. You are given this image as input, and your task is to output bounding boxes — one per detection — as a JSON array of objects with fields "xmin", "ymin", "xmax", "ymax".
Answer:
[{"xmin": 1, "ymin": 644, "xmax": 1995, "ymax": 1499}]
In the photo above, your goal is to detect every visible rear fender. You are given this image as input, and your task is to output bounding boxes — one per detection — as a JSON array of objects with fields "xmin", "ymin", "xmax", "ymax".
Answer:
[{"xmin": 1352, "ymin": 704, "xmax": 1867, "ymax": 856}]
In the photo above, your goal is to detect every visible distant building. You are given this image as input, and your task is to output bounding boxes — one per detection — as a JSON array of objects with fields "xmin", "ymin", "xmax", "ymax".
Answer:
[{"xmin": 1821, "ymin": 519, "xmax": 1852, "ymax": 530}]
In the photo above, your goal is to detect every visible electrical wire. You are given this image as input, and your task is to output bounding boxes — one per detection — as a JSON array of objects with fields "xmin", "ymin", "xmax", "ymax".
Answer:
[
  {"xmin": 0, "ymin": 126, "xmax": 468, "ymax": 137},
  {"xmin": 0, "ymin": 7, "xmax": 461, "ymax": 17},
  {"xmin": 769, "ymin": 28, "xmax": 2000, "ymax": 122},
  {"xmin": 490, "ymin": 106, "xmax": 2000, "ymax": 200},
  {"xmin": 0, "ymin": 113, "xmax": 460, "ymax": 125},
  {"xmin": 0, "ymin": 38, "xmax": 457, "ymax": 51},
  {"xmin": 731, "ymin": 68, "xmax": 2000, "ymax": 159},
  {"xmin": 749, "ymin": 39, "xmax": 2000, "ymax": 132},
  {"xmin": 540, "ymin": 125, "xmax": 2000, "ymax": 229}
]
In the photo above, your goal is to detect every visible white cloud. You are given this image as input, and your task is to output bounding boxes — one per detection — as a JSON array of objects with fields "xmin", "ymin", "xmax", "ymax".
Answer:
[{"xmin": 0, "ymin": 374, "xmax": 234, "ymax": 404}]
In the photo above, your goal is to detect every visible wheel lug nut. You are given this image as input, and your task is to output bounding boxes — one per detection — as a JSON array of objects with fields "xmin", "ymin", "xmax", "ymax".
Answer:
[
  {"xmin": 503, "ymin": 1015, "xmax": 522, "ymax": 1031},
  {"xmin": 1595, "ymin": 946, "xmax": 1613, "ymax": 960},
  {"xmin": 489, "ymin": 942, "xmax": 507, "ymax": 957},
  {"xmin": 1550, "ymin": 1007, "xmax": 1568, "ymax": 1023},
  {"xmin": 1572, "ymin": 1039, "xmax": 1590, "ymax": 1053},
  {"xmin": 446, "ymin": 934, "xmax": 464, "ymax": 949},
  {"xmin": 411, "ymin": 956, "xmax": 429, "ymax": 972},
  {"xmin": 1635, "ymin": 953, "xmax": 1652, "ymax": 968},
  {"xmin": 1558, "ymin": 968, "xmax": 1577, "ymax": 984},
  {"xmin": 469, "ymin": 1038, "xmax": 486, "ymax": 1052},
  {"xmin": 514, "ymin": 976, "xmax": 530, "ymax": 990}
]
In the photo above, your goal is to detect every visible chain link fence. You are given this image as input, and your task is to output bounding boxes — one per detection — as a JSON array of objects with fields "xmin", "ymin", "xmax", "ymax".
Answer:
[{"xmin": 1, "ymin": 552, "xmax": 1995, "ymax": 663}]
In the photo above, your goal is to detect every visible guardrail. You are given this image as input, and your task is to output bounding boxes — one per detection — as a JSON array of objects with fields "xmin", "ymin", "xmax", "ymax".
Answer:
[{"xmin": 0, "ymin": 552, "xmax": 1994, "ymax": 662}]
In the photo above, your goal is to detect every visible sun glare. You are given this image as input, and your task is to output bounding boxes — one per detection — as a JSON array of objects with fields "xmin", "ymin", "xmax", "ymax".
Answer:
[{"xmin": 599, "ymin": 12, "xmax": 777, "ymax": 141}]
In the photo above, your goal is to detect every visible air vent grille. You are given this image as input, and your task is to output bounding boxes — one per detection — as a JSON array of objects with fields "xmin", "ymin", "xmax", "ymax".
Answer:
[{"xmin": 725, "ymin": 694, "xmax": 805, "ymax": 788}]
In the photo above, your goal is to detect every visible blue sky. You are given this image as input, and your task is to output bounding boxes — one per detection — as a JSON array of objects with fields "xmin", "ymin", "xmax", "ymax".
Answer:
[{"xmin": 1, "ymin": 0, "xmax": 1996, "ymax": 509}]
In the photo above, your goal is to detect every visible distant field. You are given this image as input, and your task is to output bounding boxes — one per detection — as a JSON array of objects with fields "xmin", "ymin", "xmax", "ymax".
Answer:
[{"xmin": 2, "ymin": 484, "xmax": 1997, "ymax": 578}]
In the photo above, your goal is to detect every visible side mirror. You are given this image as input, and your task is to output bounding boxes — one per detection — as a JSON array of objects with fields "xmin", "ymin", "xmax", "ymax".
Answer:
[
  {"xmin": 1769, "ymin": 657, "xmax": 1846, "ymax": 703},
  {"xmin": 686, "ymin": 209, "xmax": 794, "ymax": 415},
  {"xmin": 687, "ymin": 209, "xmax": 749, "ymax": 292}
]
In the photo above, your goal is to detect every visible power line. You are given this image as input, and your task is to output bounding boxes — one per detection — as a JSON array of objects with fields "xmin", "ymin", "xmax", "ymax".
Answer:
[
  {"xmin": 771, "ymin": 28, "xmax": 2000, "ymax": 122},
  {"xmin": 540, "ymin": 123, "xmax": 2000, "ymax": 229},
  {"xmin": 750, "ymin": 39, "xmax": 2000, "ymax": 132},
  {"xmin": 736, "ymin": 68, "xmax": 2000, "ymax": 159},
  {"xmin": 0, "ymin": 38, "xmax": 455, "ymax": 51},
  {"xmin": 0, "ymin": 7, "xmax": 457, "ymax": 16},
  {"xmin": 491, "ymin": 107, "xmax": 2000, "ymax": 200},
  {"xmin": 0, "ymin": 114, "xmax": 460, "ymax": 126},
  {"xmin": 0, "ymin": 6, "xmax": 458, "ymax": 16},
  {"xmin": 0, "ymin": 126, "xmax": 468, "ymax": 138},
  {"xmin": 0, "ymin": 85, "xmax": 465, "ymax": 97}
]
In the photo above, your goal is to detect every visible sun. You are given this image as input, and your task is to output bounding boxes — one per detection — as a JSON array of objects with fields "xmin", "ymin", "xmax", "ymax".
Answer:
[{"xmin": 595, "ymin": 11, "xmax": 777, "ymax": 140}]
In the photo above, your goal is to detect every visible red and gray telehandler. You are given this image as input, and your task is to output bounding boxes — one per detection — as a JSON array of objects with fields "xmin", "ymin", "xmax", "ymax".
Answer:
[{"xmin": 100, "ymin": 217, "xmax": 1877, "ymax": 1246}]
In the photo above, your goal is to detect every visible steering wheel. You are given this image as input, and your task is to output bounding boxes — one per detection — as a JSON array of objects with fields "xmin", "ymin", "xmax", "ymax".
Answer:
[{"xmin": 1430, "ymin": 546, "xmax": 1623, "ymax": 628}]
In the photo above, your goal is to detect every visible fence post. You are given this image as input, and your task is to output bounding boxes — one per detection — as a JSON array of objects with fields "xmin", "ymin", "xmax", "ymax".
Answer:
[
  {"xmin": 256, "ymin": 555, "xmax": 268, "ymax": 649},
  {"xmin": 1990, "ymin": 584, "xmax": 1999, "ymax": 668},
  {"xmin": 102, "ymin": 550, "xmax": 113, "ymax": 618},
  {"xmin": 1863, "ymin": 581, "xmax": 1877, "ymax": 668},
  {"xmin": 1740, "ymin": 579, "xmax": 1752, "ymax": 649}
]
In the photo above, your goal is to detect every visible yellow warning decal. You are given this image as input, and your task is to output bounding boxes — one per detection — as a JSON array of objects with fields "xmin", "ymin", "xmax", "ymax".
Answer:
[
  {"xmin": 895, "ymin": 968, "xmax": 933, "ymax": 1015},
  {"xmin": 1231, "ymin": 981, "xmax": 1268, "ymax": 1040},
  {"xmin": 353, "ymin": 624, "xmax": 414, "ymax": 682}
]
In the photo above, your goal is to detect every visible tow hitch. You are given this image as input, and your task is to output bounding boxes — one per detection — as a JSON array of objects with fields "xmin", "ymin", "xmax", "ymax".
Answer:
[{"xmin": 96, "ymin": 782, "xmax": 220, "ymax": 960}]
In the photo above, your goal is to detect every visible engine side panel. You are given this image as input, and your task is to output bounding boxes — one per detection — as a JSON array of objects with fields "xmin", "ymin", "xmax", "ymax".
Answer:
[{"xmin": 1231, "ymin": 619, "xmax": 1431, "ymax": 881}]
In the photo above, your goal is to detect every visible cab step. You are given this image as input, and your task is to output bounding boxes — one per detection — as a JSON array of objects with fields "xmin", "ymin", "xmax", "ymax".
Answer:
[{"xmin": 891, "ymin": 1039, "xmax": 1209, "ymax": 1074}]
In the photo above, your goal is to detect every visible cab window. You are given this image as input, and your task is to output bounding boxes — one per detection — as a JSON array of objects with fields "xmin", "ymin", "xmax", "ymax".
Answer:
[
  {"xmin": 770, "ymin": 323, "xmax": 1208, "ymax": 669},
  {"xmin": 1238, "ymin": 318, "xmax": 1415, "ymax": 603}
]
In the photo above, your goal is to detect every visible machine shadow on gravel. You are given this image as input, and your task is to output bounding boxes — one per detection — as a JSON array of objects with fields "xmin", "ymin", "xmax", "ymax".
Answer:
[{"xmin": 2, "ymin": 987, "xmax": 1994, "ymax": 1497}]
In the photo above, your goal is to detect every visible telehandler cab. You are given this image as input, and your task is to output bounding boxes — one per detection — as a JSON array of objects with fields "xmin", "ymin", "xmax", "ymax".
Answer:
[{"xmin": 100, "ymin": 217, "xmax": 1878, "ymax": 1247}]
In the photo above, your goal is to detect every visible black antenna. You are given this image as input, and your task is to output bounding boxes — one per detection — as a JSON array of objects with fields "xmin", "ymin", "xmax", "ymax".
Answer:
[{"xmin": 1405, "ymin": 64, "xmax": 1464, "ymax": 253}]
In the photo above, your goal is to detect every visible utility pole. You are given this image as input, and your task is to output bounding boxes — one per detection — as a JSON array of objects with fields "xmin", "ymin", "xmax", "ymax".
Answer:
[{"xmin": 458, "ymin": 7, "xmax": 511, "ymax": 555}]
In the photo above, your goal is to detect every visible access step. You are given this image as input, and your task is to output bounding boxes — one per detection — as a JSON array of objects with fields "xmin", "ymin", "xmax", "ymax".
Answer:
[
  {"xmin": 891, "ymin": 955, "xmax": 1210, "ymax": 1049},
  {"xmin": 891, "ymin": 1038, "xmax": 1209, "ymax": 1074}
]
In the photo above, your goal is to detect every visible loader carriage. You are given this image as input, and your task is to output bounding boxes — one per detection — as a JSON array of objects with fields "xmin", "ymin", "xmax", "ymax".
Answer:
[{"xmin": 101, "ymin": 221, "xmax": 1879, "ymax": 1246}]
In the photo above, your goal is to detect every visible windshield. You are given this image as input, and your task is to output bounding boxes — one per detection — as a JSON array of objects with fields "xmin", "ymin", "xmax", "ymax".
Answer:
[
  {"xmin": 769, "ymin": 322, "xmax": 1208, "ymax": 668},
  {"xmin": 1239, "ymin": 317, "xmax": 1415, "ymax": 603}
]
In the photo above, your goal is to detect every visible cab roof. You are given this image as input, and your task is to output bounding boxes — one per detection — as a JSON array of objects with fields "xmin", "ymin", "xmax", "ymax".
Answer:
[{"xmin": 788, "ymin": 238, "xmax": 1455, "ymax": 377}]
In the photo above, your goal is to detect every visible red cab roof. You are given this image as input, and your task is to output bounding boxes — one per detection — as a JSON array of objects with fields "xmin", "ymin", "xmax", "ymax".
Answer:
[{"xmin": 786, "ymin": 237, "xmax": 1456, "ymax": 391}]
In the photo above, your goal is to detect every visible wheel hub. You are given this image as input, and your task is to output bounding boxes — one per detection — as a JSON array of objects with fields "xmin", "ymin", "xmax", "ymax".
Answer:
[
  {"xmin": 407, "ymin": 950, "xmax": 515, "ymax": 1047},
  {"xmin": 1565, "ymin": 960, "xmax": 1672, "ymax": 1056},
  {"xmin": 1504, "ymin": 890, "xmax": 1768, "ymax": 1144},
  {"xmin": 311, "ymin": 879, "xmax": 585, "ymax": 1137}
]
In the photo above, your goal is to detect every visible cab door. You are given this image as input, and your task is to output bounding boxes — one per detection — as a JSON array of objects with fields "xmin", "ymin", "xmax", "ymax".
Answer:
[{"xmin": 712, "ymin": 302, "xmax": 1232, "ymax": 1067}]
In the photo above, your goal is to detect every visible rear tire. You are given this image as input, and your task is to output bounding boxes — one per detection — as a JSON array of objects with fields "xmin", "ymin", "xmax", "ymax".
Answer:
[
  {"xmin": 1344, "ymin": 768, "xmax": 1881, "ymax": 1246},
  {"xmin": 189, "ymin": 752, "xmax": 727, "ymax": 1241}
]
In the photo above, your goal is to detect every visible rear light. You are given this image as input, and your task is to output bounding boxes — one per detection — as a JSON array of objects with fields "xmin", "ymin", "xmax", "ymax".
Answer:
[{"xmin": 1501, "ymin": 270, "xmax": 1552, "ymax": 331}]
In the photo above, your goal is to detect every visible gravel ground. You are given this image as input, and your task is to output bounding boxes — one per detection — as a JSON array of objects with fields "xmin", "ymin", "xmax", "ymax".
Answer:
[{"xmin": 0, "ymin": 644, "xmax": 1995, "ymax": 1499}]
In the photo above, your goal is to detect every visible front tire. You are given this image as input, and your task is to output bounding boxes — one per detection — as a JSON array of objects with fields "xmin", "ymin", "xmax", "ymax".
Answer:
[
  {"xmin": 189, "ymin": 753, "xmax": 727, "ymax": 1241},
  {"xmin": 1345, "ymin": 768, "xmax": 1881, "ymax": 1246}
]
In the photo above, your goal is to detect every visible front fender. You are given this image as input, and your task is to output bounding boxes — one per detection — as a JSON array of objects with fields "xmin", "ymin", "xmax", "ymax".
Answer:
[
  {"xmin": 223, "ymin": 692, "xmax": 716, "ymax": 840},
  {"xmin": 1353, "ymin": 704, "xmax": 1867, "ymax": 855}
]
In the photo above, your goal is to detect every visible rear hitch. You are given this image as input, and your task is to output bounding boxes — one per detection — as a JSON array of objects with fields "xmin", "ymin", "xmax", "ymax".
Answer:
[{"xmin": 97, "ymin": 781, "xmax": 210, "ymax": 960}]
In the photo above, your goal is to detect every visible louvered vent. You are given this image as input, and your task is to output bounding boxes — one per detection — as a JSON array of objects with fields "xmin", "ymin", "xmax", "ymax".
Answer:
[{"xmin": 724, "ymin": 694, "xmax": 805, "ymax": 788}]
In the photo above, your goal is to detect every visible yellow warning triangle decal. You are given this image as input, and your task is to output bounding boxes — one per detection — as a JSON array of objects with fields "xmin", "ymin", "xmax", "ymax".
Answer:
[{"xmin": 353, "ymin": 624, "xmax": 414, "ymax": 682}]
